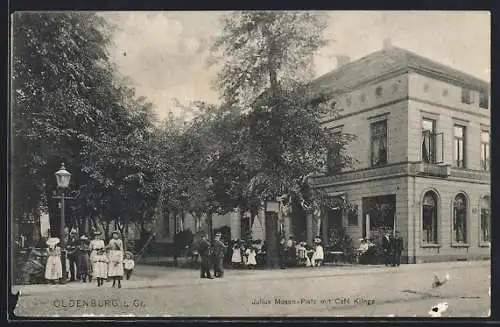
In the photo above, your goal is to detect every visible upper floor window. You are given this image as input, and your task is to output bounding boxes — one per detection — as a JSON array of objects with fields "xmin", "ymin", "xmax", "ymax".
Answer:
[
  {"xmin": 461, "ymin": 88, "xmax": 473, "ymax": 105},
  {"xmin": 480, "ymin": 130, "xmax": 490, "ymax": 171},
  {"xmin": 375, "ymin": 86, "xmax": 383, "ymax": 98},
  {"xmin": 479, "ymin": 90, "xmax": 489, "ymax": 109},
  {"xmin": 442, "ymin": 89, "xmax": 449, "ymax": 97},
  {"xmin": 422, "ymin": 118, "xmax": 436, "ymax": 163},
  {"xmin": 371, "ymin": 120, "xmax": 387, "ymax": 167},
  {"xmin": 360, "ymin": 93, "xmax": 366, "ymax": 103},
  {"xmin": 327, "ymin": 131, "xmax": 343, "ymax": 174},
  {"xmin": 453, "ymin": 125, "xmax": 466, "ymax": 168}
]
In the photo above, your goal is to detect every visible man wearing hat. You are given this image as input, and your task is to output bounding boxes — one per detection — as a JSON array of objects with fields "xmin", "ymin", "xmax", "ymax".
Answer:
[
  {"xmin": 77, "ymin": 235, "xmax": 91, "ymax": 282},
  {"xmin": 212, "ymin": 232, "xmax": 228, "ymax": 278},
  {"xmin": 67, "ymin": 229, "xmax": 80, "ymax": 282},
  {"xmin": 197, "ymin": 233, "xmax": 213, "ymax": 279},
  {"xmin": 391, "ymin": 231, "xmax": 404, "ymax": 267}
]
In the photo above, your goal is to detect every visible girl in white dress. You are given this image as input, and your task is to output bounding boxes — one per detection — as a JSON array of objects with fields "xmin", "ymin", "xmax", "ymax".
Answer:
[
  {"xmin": 89, "ymin": 231, "xmax": 104, "ymax": 282},
  {"xmin": 245, "ymin": 246, "xmax": 257, "ymax": 269},
  {"xmin": 107, "ymin": 231, "xmax": 124, "ymax": 288},
  {"xmin": 93, "ymin": 247, "xmax": 108, "ymax": 287},
  {"xmin": 231, "ymin": 241, "xmax": 242, "ymax": 269},
  {"xmin": 311, "ymin": 239, "xmax": 324, "ymax": 267},
  {"xmin": 45, "ymin": 237, "xmax": 63, "ymax": 283}
]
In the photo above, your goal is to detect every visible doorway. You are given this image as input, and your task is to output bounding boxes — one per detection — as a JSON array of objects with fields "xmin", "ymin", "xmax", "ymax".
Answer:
[{"xmin": 362, "ymin": 194, "xmax": 396, "ymax": 239}]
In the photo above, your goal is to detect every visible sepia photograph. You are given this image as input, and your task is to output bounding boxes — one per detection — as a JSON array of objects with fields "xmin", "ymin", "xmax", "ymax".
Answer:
[{"xmin": 9, "ymin": 10, "xmax": 490, "ymax": 318}]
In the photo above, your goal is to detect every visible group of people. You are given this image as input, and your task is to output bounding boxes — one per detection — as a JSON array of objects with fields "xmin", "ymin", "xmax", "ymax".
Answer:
[
  {"xmin": 382, "ymin": 230, "xmax": 404, "ymax": 266},
  {"xmin": 280, "ymin": 236, "xmax": 325, "ymax": 268},
  {"xmin": 44, "ymin": 230, "xmax": 135, "ymax": 287},
  {"xmin": 197, "ymin": 231, "xmax": 228, "ymax": 279},
  {"xmin": 230, "ymin": 239, "xmax": 263, "ymax": 269}
]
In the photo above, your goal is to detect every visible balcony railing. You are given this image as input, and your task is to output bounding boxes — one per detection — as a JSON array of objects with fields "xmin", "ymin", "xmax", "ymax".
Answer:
[{"xmin": 415, "ymin": 162, "xmax": 451, "ymax": 177}]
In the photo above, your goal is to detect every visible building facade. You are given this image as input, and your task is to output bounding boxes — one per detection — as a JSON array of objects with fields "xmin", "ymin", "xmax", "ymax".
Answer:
[
  {"xmin": 308, "ymin": 42, "xmax": 490, "ymax": 263},
  {"xmin": 156, "ymin": 42, "xmax": 490, "ymax": 264}
]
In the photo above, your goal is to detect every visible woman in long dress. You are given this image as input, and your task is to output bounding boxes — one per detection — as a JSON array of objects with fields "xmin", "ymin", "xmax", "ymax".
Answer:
[
  {"xmin": 311, "ymin": 238, "xmax": 324, "ymax": 267},
  {"xmin": 45, "ymin": 237, "xmax": 63, "ymax": 284},
  {"xmin": 89, "ymin": 231, "xmax": 104, "ymax": 282},
  {"xmin": 77, "ymin": 235, "xmax": 91, "ymax": 282},
  {"xmin": 107, "ymin": 231, "xmax": 124, "ymax": 288}
]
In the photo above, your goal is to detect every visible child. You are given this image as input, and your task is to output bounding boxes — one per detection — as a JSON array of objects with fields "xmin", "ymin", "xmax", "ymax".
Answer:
[
  {"xmin": 45, "ymin": 237, "xmax": 63, "ymax": 284},
  {"xmin": 231, "ymin": 241, "xmax": 242, "ymax": 269},
  {"xmin": 245, "ymin": 246, "xmax": 257, "ymax": 269},
  {"xmin": 77, "ymin": 235, "xmax": 91, "ymax": 282},
  {"xmin": 93, "ymin": 247, "xmax": 108, "ymax": 287},
  {"xmin": 311, "ymin": 239, "xmax": 324, "ymax": 267},
  {"xmin": 107, "ymin": 231, "xmax": 124, "ymax": 288},
  {"xmin": 123, "ymin": 251, "xmax": 135, "ymax": 280}
]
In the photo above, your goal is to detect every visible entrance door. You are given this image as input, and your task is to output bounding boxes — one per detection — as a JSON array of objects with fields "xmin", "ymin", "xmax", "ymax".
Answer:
[
  {"xmin": 265, "ymin": 211, "xmax": 279, "ymax": 268},
  {"xmin": 362, "ymin": 195, "xmax": 396, "ymax": 240}
]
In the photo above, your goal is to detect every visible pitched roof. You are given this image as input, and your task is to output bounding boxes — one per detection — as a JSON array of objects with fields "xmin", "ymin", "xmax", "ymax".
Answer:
[{"xmin": 311, "ymin": 46, "xmax": 489, "ymax": 95}]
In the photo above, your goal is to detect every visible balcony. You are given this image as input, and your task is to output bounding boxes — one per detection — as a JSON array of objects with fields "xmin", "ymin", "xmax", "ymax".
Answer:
[{"xmin": 415, "ymin": 162, "xmax": 451, "ymax": 177}]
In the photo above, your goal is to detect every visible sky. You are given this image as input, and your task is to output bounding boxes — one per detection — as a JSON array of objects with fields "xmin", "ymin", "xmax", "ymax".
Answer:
[{"xmin": 100, "ymin": 11, "xmax": 490, "ymax": 121}]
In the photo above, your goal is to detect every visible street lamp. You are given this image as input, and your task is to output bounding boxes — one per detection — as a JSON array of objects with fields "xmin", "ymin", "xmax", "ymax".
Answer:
[{"xmin": 55, "ymin": 163, "xmax": 71, "ymax": 283}]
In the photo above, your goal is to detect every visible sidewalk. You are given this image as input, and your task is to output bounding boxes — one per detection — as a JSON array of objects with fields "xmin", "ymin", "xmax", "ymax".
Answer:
[{"xmin": 12, "ymin": 260, "xmax": 489, "ymax": 296}]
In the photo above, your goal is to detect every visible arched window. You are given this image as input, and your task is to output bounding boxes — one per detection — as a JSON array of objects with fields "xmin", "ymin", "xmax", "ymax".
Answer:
[
  {"xmin": 422, "ymin": 191, "xmax": 438, "ymax": 244},
  {"xmin": 480, "ymin": 196, "xmax": 490, "ymax": 243},
  {"xmin": 453, "ymin": 194, "xmax": 468, "ymax": 244}
]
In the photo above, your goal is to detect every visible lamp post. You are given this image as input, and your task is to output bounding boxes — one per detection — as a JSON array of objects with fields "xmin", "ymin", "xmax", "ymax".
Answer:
[{"xmin": 55, "ymin": 163, "xmax": 71, "ymax": 283}]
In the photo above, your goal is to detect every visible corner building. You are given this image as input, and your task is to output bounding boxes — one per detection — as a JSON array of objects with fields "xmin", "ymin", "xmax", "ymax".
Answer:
[{"xmin": 308, "ymin": 42, "xmax": 490, "ymax": 263}]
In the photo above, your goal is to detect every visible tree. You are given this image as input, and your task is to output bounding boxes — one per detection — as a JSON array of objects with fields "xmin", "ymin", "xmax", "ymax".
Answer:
[
  {"xmin": 210, "ymin": 11, "xmax": 355, "ymax": 208},
  {"xmin": 211, "ymin": 11, "xmax": 328, "ymax": 106},
  {"xmin": 12, "ymin": 12, "xmax": 161, "ymax": 246},
  {"xmin": 12, "ymin": 12, "xmax": 117, "ymax": 238}
]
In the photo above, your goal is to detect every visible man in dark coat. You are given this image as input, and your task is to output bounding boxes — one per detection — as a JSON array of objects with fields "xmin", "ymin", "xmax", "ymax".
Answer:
[
  {"xmin": 66, "ymin": 230, "xmax": 80, "ymax": 281},
  {"xmin": 382, "ymin": 230, "xmax": 392, "ymax": 266},
  {"xmin": 212, "ymin": 232, "xmax": 227, "ymax": 278},
  {"xmin": 198, "ymin": 233, "xmax": 213, "ymax": 279},
  {"xmin": 392, "ymin": 231, "xmax": 404, "ymax": 267}
]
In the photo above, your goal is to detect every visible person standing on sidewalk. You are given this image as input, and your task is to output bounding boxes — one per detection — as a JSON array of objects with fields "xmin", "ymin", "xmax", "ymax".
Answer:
[
  {"xmin": 44, "ymin": 237, "xmax": 63, "ymax": 284},
  {"xmin": 89, "ymin": 231, "xmax": 104, "ymax": 282},
  {"xmin": 198, "ymin": 233, "xmax": 213, "ymax": 279},
  {"xmin": 212, "ymin": 232, "xmax": 227, "ymax": 278},
  {"xmin": 93, "ymin": 246, "xmax": 108, "ymax": 287},
  {"xmin": 77, "ymin": 235, "xmax": 91, "ymax": 282},
  {"xmin": 279, "ymin": 238, "xmax": 287, "ymax": 269},
  {"xmin": 392, "ymin": 231, "xmax": 404, "ymax": 267},
  {"xmin": 66, "ymin": 230, "xmax": 79, "ymax": 282},
  {"xmin": 382, "ymin": 230, "xmax": 392, "ymax": 266},
  {"xmin": 107, "ymin": 231, "xmax": 124, "ymax": 288}
]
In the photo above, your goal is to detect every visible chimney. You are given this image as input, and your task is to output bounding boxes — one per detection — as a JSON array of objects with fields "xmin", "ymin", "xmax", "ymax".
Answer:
[
  {"xmin": 383, "ymin": 38, "xmax": 392, "ymax": 50},
  {"xmin": 336, "ymin": 55, "xmax": 350, "ymax": 68}
]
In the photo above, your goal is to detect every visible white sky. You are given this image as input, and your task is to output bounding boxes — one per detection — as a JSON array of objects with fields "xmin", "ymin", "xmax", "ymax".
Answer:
[{"xmin": 101, "ymin": 11, "xmax": 490, "ymax": 120}]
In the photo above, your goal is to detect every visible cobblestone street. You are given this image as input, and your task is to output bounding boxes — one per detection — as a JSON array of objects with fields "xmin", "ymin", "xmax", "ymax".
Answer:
[{"xmin": 13, "ymin": 261, "xmax": 490, "ymax": 318}]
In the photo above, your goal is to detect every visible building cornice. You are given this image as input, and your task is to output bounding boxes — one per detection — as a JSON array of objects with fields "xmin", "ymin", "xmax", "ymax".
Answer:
[{"xmin": 320, "ymin": 95, "xmax": 489, "ymax": 125}]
